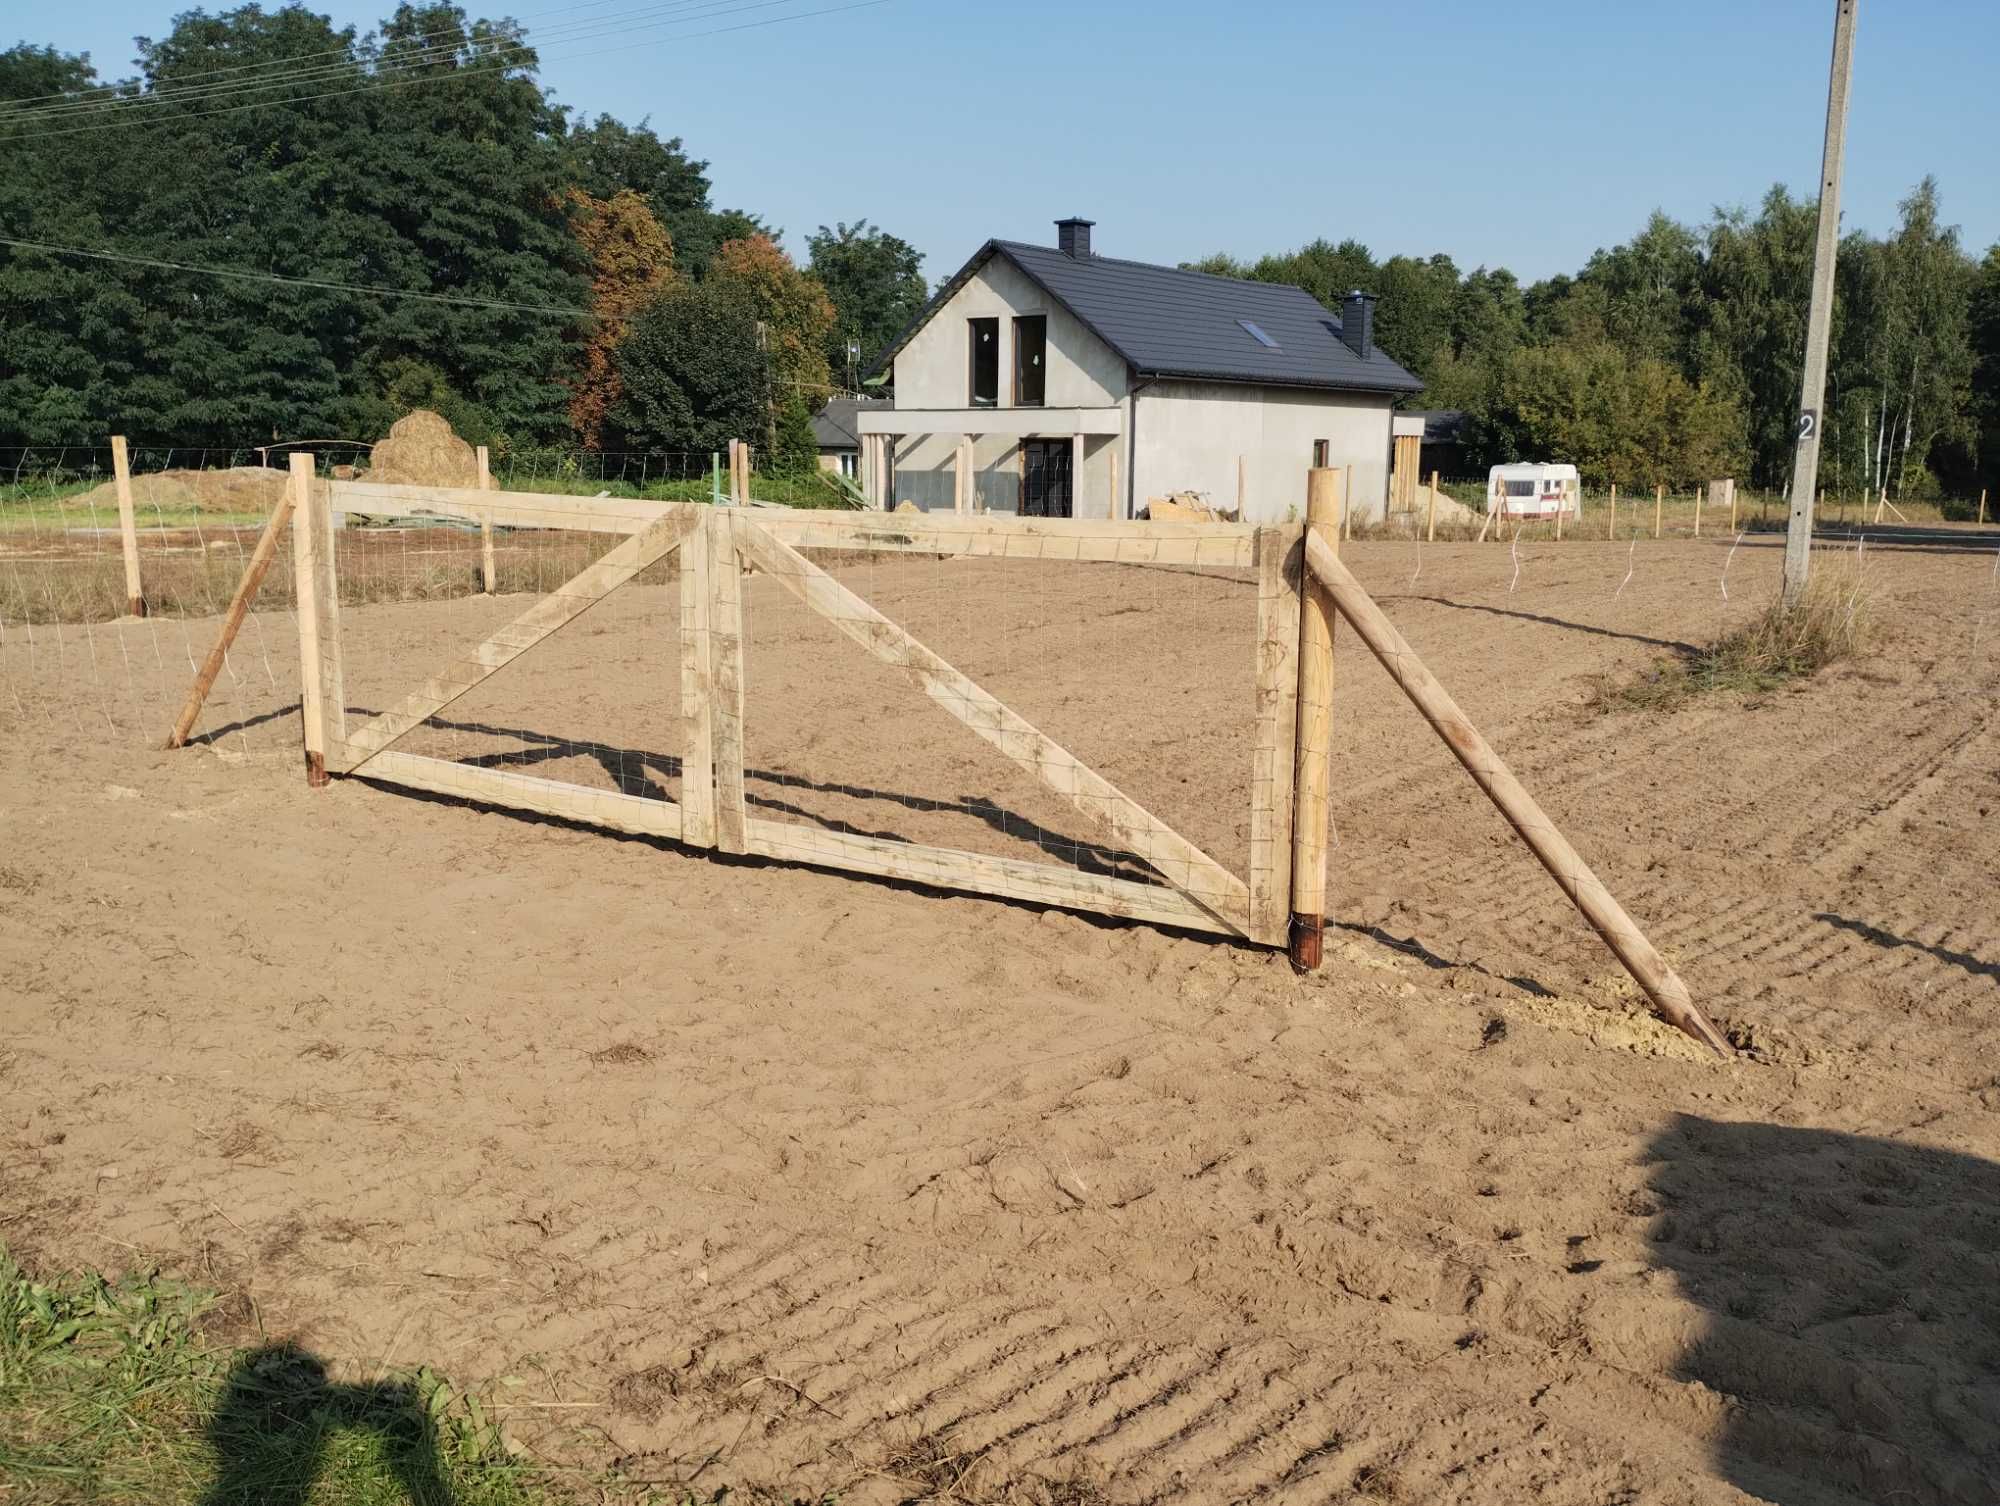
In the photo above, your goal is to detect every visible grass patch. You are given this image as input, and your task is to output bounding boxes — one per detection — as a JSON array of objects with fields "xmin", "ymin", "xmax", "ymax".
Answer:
[
  {"xmin": 1592, "ymin": 560, "xmax": 1873, "ymax": 713},
  {"xmin": 0, "ymin": 1248, "xmax": 567, "ymax": 1505}
]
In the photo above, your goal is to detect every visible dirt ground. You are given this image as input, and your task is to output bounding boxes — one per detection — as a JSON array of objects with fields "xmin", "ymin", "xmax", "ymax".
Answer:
[{"xmin": 4, "ymin": 534, "xmax": 1999, "ymax": 1505}]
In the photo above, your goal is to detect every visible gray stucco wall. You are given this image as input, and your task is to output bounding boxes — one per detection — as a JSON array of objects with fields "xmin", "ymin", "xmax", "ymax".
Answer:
[
  {"xmin": 892, "ymin": 256, "xmax": 1126, "ymax": 411},
  {"xmin": 1129, "ymin": 381, "xmax": 1395, "ymax": 524}
]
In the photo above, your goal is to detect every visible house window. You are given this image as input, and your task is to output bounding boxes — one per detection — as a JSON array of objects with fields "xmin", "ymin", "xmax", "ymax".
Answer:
[
  {"xmin": 968, "ymin": 317, "xmax": 999, "ymax": 407},
  {"xmin": 1013, "ymin": 315, "xmax": 1046, "ymax": 407},
  {"xmin": 1312, "ymin": 439, "xmax": 1330, "ymax": 468},
  {"xmin": 838, "ymin": 452, "xmax": 857, "ymax": 478}
]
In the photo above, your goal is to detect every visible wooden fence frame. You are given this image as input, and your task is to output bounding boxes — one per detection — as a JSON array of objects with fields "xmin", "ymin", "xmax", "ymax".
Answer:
[
  {"xmin": 311, "ymin": 479, "xmax": 1288, "ymax": 944},
  {"xmin": 287, "ymin": 475, "xmax": 1726, "ymax": 1053}
]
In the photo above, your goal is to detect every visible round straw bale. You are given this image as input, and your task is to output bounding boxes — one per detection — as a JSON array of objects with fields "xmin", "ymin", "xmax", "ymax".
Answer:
[{"xmin": 365, "ymin": 410, "xmax": 478, "ymax": 487}]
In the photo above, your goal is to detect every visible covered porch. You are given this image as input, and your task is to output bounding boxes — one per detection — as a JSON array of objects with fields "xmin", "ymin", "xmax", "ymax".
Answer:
[{"xmin": 854, "ymin": 406, "xmax": 1126, "ymax": 517}]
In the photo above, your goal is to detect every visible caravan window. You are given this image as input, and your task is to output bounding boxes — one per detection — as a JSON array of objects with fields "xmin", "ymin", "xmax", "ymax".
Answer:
[{"xmin": 1505, "ymin": 479, "xmax": 1536, "ymax": 497}]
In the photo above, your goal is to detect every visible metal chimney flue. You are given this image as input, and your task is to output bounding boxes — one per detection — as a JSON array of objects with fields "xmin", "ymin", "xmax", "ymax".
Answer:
[
  {"xmin": 1341, "ymin": 290, "xmax": 1375, "ymax": 359},
  {"xmin": 1056, "ymin": 217, "xmax": 1094, "ymax": 258}
]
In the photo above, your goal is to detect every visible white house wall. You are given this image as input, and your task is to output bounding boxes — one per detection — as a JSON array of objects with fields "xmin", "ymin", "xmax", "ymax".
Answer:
[
  {"xmin": 893, "ymin": 255, "xmax": 1125, "ymax": 410},
  {"xmin": 887, "ymin": 255, "xmax": 1125, "ymax": 517},
  {"xmin": 1130, "ymin": 381, "xmax": 1395, "ymax": 525}
]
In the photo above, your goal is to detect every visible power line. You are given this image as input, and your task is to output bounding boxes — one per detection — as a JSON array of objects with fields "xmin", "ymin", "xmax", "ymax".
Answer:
[
  {"xmin": 1, "ymin": 0, "xmax": 740, "ymax": 125},
  {"xmin": 0, "ymin": 0, "xmax": 643, "ymax": 112},
  {"xmin": 0, "ymin": 235, "xmax": 593, "ymax": 317},
  {"xmin": 0, "ymin": 0, "xmax": 891, "ymax": 141}
]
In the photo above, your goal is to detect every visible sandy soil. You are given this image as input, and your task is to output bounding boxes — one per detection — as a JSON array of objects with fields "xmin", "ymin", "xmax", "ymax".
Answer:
[{"xmin": 4, "ymin": 534, "xmax": 1999, "ymax": 1505}]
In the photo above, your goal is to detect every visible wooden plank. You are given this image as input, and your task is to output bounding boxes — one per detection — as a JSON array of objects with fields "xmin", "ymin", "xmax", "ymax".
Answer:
[
  {"xmin": 109, "ymin": 435, "xmax": 146, "ymax": 617},
  {"xmin": 1249, "ymin": 524, "xmax": 1303, "ymax": 946},
  {"xmin": 167, "ymin": 475, "xmax": 297, "ymax": 748},
  {"xmin": 330, "ymin": 480, "xmax": 667, "ymax": 535},
  {"xmin": 475, "ymin": 445, "xmax": 497, "ymax": 593},
  {"xmin": 757, "ymin": 509, "xmax": 1257, "ymax": 567},
  {"xmin": 678, "ymin": 509, "xmax": 716, "ymax": 848},
  {"xmin": 1302, "ymin": 531, "xmax": 1729, "ymax": 1055},
  {"xmin": 335, "ymin": 508, "xmax": 701, "ymax": 773},
  {"xmin": 360, "ymin": 751, "xmax": 683, "ymax": 842},
  {"xmin": 1289, "ymin": 470, "xmax": 1340, "ymax": 966},
  {"xmin": 290, "ymin": 457, "xmax": 346, "ymax": 785},
  {"xmin": 734, "ymin": 520, "xmax": 1251, "ymax": 931},
  {"xmin": 709, "ymin": 508, "xmax": 747, "ymax": 854},
  {"xmin": 743, "ymin": 820, "xmax": 1234, "ymax": 937}
]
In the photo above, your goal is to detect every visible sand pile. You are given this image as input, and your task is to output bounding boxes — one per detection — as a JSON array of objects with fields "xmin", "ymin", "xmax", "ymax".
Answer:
[
  {"xmin": 365, "ymin": 410, "xmax": 477, "ymax": 487},
  {"xmin": 67, "ymin": 466, "xmax": 288, "ymax": 516}
]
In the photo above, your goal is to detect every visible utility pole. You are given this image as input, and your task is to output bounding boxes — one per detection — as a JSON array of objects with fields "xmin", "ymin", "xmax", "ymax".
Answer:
[{"xmin": 1783, "ymin": 0, "xmax": 1859, "ymax": 603}]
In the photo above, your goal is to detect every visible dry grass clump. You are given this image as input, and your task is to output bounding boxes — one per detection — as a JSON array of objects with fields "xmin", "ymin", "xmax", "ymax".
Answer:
[
  {"xmin": 1595, "ymin": 559, "xmax": 1873, "ymax": 712},
  {"xmin": 366, "ymin": 410, "xmax": 478, "ymax": 488}
]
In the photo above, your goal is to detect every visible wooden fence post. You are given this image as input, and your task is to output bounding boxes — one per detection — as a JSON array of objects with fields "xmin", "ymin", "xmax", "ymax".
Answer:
[
  {"xmin": 289, "ymin": 452, "xmax": 345, "ymax": 787},
  {"xmin": 109, "ymin": 435, "xmax": 146, "ymax": 618},
  {"xmin": 1980, "ymin": 488, "xmax": 1989, "ymax": 525},
  {"xmin": 1425, "ymin": 470, "xmax": 1438, "ymax": 542},
  {"xmin": 1727, "ymin": 478, "xmax": 1737, "ymax": 532},
  {"xmin": 1554, "ymin": 482, "xmax": 1565, "ymax": 541},
  {"xmin": 1607, "ymin": 483, "xmax": 1616, "ymax": 541},
  {"xmin": 1343, "ymin": 463, "xmax": 1354, "ymax": 540},
  {"xmin": 1655, "ymin": 483, "xmax": 1664, "ymax": 539},
  {"xmin": 1289, "ymin": 467, "xmax": 1341, "ymax": 969},
  {"xmin": 1237, "ymin": 454, "xmax": 1247, "ymax": 516},
  {"xmin": 1300, "ymin": 532, "xmax": 1729, "ymax": 1055},
  {"xmin": 476, "ymin": 444, "xmax": 497, "ymax": 594},
  {"xmin": 166, "ymin": 476, "xmax": 297, "ymax": 749},
  {"xmin": 1694, "ymin": 481, "xmax": 1705, "ymax": 538}
]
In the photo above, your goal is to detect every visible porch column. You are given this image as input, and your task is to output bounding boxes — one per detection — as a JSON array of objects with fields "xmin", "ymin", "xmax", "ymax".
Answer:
[{"xmin": 1072, "ymin": 431, "xmax": 1085, "ymax": 520}]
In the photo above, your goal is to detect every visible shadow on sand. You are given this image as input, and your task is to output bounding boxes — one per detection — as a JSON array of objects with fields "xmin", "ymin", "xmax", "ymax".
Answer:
[
  {"xmin": 201, "ymin": 1343, "xmax": 454, "ymax": 1505},
  {"xmin": 1648, "ymin": 1115, "xmax": 1999, "ymax": 1504}
]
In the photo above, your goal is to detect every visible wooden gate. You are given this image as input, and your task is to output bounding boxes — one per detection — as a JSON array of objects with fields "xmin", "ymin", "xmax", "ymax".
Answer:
[{"xmin": 303, "ymin": 475, "xmax": 1305, "ymax": 947}]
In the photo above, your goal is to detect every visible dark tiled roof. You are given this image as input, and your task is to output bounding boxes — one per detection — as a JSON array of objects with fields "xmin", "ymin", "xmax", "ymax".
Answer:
[
  {"xmin": 811, "ymin": 395, "xmax": 887, "ymax": 449},
  {"xmin": 874, "ymin": 240, "xmax": 1424, "ymax": 396}
]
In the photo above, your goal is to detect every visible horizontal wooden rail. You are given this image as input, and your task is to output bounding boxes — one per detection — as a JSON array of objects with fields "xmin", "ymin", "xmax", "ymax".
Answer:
[
  {"xmin": 743, "ymin": 820, "xmax": 1234, "ymax": 936},
  {"xmin": 356, "ymin": 751, "xmax": 684, "ymax": 841},
  {"xmin": 326, "ymin": 481, "xmax": 1257, "ymax": 567},
  {"xmin": 1302, "ymin": 532, "xmax": 1729, "ymax": 1055}
]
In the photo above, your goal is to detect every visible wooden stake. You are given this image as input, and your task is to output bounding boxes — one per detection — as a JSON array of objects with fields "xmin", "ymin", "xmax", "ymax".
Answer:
[
  {"xmin": 1655, "ymin": 483, "xmax": 1663, "ymax": 540},
  {"xmin": 954, "ymin": 437, "xmax": 969, "ymax": 515},
  {"xmin": 1301, "ymin": 532, "xmax": 1729, "ymax": 1055},
  {"xmin": 1344, "ymin": 463, "xmax": 1354, "ymax": 539},
  {"xmin": 166, "ymin": 475, "xmax": 296, "ymax": 749},
  {"xmin": 1727, "ymin": 478, "xmax": 1737, "ymax": 532},
  {"xmin": 109, "ymin": 435, "xmax": 146, "ymax": 618},
  {"xmin": 1980, "ymin": 488, "xmax": 1988, "ymax": 525},
  {"xmin": 1554, "ymin": 482, "xmax": 1565, "ymax": 541},
  {"xmin": 1289, "ymin": 467, "xmax": 1340, "ymax": 969},
  {"xmin": 1608, "ymin": 483, "xmax": 1617, "ymax": 541},
  {"xmin": 1425, "ymin": 470, "xmax": 1438, "ymax": 543},
  {"xmin": 1237, "ymin": 454, "xmax": 1247, "ymax": 516},
  {"xmin": 290, "ymin": 453, "xmax": 344, "ymax": 787},
  {"xmin": 709, "ymin": 508, "xmax": 747, "ymax": 853},
  {"xmin": 1694, "ymin": 481, "xmax": 1705, "ymax": 538},
  {"xmin": 476, "ymin": 444, "xmax": 497, "ymax": 594},
  {"xmin": 1250, "ymin": 524, "xmax": 1303, "ymax": 946},
  {"xmin": 1874, "ymin": 486, "xmax": 1887, "ymax": 525}
]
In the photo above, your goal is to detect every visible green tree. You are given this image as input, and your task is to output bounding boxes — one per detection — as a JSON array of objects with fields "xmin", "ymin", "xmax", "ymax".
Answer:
[
  {"xmin": 807, "ymin": 220, "xmax": 926, "ymax": 385},
  {"xmin": 610, "ymin": 281, "xmax": 766, "ymax": 460}
]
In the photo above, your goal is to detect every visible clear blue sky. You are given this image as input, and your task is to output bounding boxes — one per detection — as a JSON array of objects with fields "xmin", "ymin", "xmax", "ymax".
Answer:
[{"xmin": 31, "ymin": 0, "xmax": 2000, "ymax": 285}]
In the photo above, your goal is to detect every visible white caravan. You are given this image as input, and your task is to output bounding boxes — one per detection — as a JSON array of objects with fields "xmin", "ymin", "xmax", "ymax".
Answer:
[{"xmin": 1486, "ymin": 462, "xmax": 1580, "ymax": 519}]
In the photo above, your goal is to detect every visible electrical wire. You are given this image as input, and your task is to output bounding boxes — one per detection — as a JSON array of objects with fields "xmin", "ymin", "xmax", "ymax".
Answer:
[
  {"xmin": 2, "ymin": 0, "xmax": 745, "ymax": 124},
  {"xmin": 0, "ymin": 0, "xmax": 647, "ymax": 112},
  {"xmin": 0, "ymin": 0, "xmax": 890, "ymax": 141},
  {"xmin": 0, "ymin": 235, "xmax": 593, "ymax": 317}
]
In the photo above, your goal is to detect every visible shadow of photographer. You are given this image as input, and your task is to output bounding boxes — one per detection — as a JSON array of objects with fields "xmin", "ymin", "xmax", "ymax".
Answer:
[
  {"xmin": 1648, "ymin": 1115, "xmax": 2000, "ymax": 1504},
  {"xmin": 202, "ymin": 1343, "xmax": 455, "ymax": 1505}
]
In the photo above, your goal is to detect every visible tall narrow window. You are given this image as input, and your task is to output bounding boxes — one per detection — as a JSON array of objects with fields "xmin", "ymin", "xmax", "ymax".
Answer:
[
  {"xmin": 1013, "ymin": 315, "xmax": 1047, "ymax": 407},
  {"xmin": 968, "ymin": 318, "xmax": 999, "ymax": 407}
]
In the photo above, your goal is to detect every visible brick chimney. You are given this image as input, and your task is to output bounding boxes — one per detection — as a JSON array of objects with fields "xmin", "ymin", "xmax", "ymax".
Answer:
[
  {"xmin": 1055, "ymin": 217, "xmax": 1095, "ymax": 259},
  {"xmin": 1340, "ymin": 290, "xmax": 1376, "ymax": 359}
]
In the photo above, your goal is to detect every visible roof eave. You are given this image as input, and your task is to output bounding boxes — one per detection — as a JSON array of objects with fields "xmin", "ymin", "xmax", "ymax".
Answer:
[{"xmin": 1132, "ymin": 367, "xmax": 1424, "ymax": 397}]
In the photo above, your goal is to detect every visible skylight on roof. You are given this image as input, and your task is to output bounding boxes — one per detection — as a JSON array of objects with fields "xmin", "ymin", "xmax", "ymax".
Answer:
[{"xmin": 1237, "ymin": 318, "xmax": 1280, "ymax": 349}]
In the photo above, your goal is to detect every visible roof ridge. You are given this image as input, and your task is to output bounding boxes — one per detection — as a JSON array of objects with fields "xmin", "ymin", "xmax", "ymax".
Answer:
[{"xmin": 995, "ymin": 239, "xmax": 1327, "ymax": 303}]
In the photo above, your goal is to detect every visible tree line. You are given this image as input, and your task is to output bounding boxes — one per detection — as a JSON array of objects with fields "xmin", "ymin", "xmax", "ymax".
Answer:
[
  {"xmin": 0, "ymin": 2, "xmax": 928, "ymax": 476},
  {"xmin": 4, "ymin": 3, "xmax": 1996, "ymax": 504},
  {"xmin": 1192, "ymin": 183, "xmax": 1999, "ymax": 501}
]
